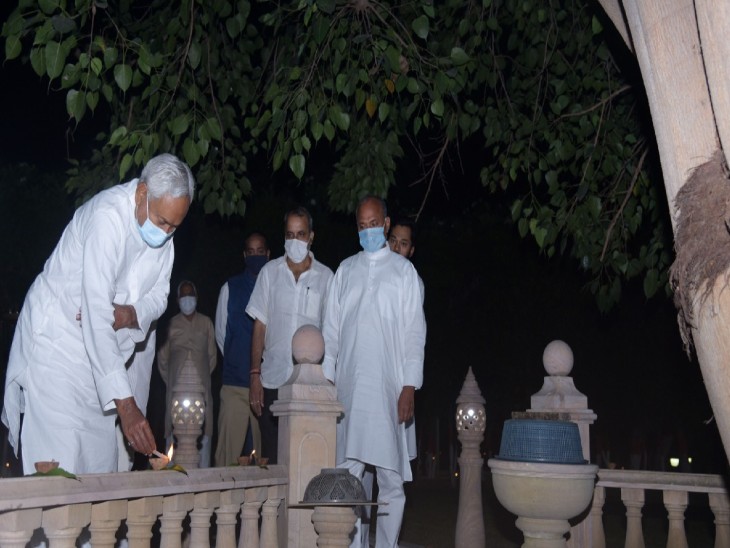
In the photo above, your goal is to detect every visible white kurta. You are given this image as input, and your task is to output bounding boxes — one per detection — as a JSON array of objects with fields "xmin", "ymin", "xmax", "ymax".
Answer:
[
  {"xmin": 1, "ymin": 179, "xmax": 174, "ymax": 474},
  {"xmin": 246, "ymin": 254, "xmax": 334, "ymax": 389},
  {"xmin": 322, "ymin": 245, "xmax": 426, "ymax": 481}
]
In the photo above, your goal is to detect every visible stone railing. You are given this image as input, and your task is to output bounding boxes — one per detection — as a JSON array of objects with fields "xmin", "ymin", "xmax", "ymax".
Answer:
[
  {"xmin": 591, "ymin": 468, "xmax": 730, "ymax": 548},
  {"xmin": 0, "ymin": 465, "xmax": 288, "ymax": 548}
]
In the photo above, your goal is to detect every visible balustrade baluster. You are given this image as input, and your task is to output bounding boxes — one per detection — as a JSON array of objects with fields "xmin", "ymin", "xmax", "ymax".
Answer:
[
  {"xmin": 42, "ymin": 503, "xmax": 91, "ymax": 548},
  {"xmin": 259, "ymin": 497, "xmax": 281, "ymax": 548},
  {"xmin": 216, "ymin": 489, "xmax": 244, "ymax": 548},
  {"xmin": 127, "ymin": 496, "xmax": 163, "ymax": 548},
  {"xmin": 160, "ymin": 494, "xmax": 194, "ymax": 548},
  {"xmin": 239, "ymin": 500, "xmax": 262, "ymax": 548},
  {"xmin": 0, "ymin": 508, "xmax": 41, "ymax": 548},
  {"xmin": 709, "ymin": 492, "xmax": 730, "ymax": 548},
  {"xmin": 189, "ymin": 491, "xmax": 220, "ymax": 548},
  {"xmin": 89, "ymin": 500, "xmax": 127, "ymax": 548},
  {"xmin": 663, "ymin": 490, "xmax": 688, "ymax": 548},
  {"xmin": 621, "ymin": 487, "xmax": 646, "ymax": 548},
  {"xmin": 591, "ymin": 485, "xmax": 606, "ymax": 548}
]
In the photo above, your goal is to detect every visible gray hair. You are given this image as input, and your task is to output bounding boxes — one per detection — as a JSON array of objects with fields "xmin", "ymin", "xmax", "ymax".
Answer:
[
  {"xmin": 177, "ymin": 280, "xmax": 197, "ymax": 297},
  {"xmin": 284, "ymin": 206, "xmax": 314, "ymax": 232},
  {"xmin": 141, "ymin": 154, "xmax": 195, "ymax": 200},
  {"xmin": 356, "ymin": 195, "xmax": 388, "ymax": 218}
]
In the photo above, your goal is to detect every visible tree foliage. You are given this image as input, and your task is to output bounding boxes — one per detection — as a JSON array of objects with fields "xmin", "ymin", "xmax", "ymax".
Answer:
[{"xmin": 2, "ymin": 0, "xmax": 670, "ymax": 309}]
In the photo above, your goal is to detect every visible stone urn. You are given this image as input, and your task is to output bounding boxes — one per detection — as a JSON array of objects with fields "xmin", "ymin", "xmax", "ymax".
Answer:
[
  {"xmin": 488, "ymin": 419, "xmax": 598, "ymax": 548},
  {"xmin": 488, "ymin": 459, "xmax": 597, "ymax": 548}
]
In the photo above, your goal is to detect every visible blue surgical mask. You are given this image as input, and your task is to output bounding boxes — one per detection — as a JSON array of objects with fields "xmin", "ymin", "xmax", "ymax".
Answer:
[
  {"xmin": 137, "ymin": 196, "xmax": 173, "ymax": 248},
  {"xmin": 359, "ymin": 226, "xmax": 387, "ymax": 253},
  {"xmin": 245, "ymin": 254, "xmax": 268, "ymax": 276},
  {"xmin": 179, "ymin": 296, "xmax": 197, "ymax": 315}
]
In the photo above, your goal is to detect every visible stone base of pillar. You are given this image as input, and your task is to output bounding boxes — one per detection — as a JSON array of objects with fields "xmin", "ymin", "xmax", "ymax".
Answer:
[{"xmin": 311, "ymin": 507, "xmax": 357, "ymax": 548}]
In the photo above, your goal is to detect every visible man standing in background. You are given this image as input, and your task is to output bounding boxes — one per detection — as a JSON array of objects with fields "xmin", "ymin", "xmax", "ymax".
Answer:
[
  {"xmin": 214, "ymin": 233, "xmax": 269, "ymax": 466},
  {"xmin": 158, "ymin": 280, "xmax": 216, "ymax": 467},
  {"xmin": 247, "ymin": 207, "xmax": 333, "ymax": 463},
  {"xmin": 323, "ymin": 196, "xmax": 426, "ymax": 548}
]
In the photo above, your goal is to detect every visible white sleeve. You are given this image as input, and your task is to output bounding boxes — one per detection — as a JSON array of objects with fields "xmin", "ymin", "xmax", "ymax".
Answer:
[
  {"xmin": 80, "ymin": 210, "xmax": 133, "ymax": 410},
  {"xmin": 402, "ymin": 264, "xmax": 426, "ymax": 389},
  {"xmin": 321, "ymin": 268, "xmax": 342, "ymax": 383},
  {"xmin": 215, "ymin": 283, "xmax": 229, "ymax": 355},
  {"xmin": 129, "ymin": 246, "xmax": 173, "ymax": 342},
  {"xmin": 245, "ymin": 267, "xmax": 270, "ymax": 324}
]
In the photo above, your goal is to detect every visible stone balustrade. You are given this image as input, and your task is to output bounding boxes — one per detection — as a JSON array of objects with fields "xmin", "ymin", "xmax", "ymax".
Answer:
[
  {"xmin": 0, "ymin": 465, "xmax": 287, "ymax": 548},
  {"xmin": 591, "ymin": 468, "xmax": 730, "ymax": 548}
]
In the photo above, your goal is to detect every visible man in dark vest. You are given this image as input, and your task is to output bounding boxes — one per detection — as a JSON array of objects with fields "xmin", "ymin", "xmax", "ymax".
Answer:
[{"xmin": 213, "ymin": 232, "xmax": 269, "ymax": 466}]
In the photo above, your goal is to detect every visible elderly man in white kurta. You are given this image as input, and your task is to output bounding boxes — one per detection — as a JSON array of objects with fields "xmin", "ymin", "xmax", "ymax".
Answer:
[
  {"xmin": 323, "ymin": 196, "xmax": 426, "ymax": 548},
  {"xmin": 2, "ymin": 153, "xmax": 194, "ymax": 475}
]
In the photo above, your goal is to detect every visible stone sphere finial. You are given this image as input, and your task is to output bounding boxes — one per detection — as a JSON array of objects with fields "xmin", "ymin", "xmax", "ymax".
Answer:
[
  {"xmin": 542, "ymin": 340, "xmax": 573, "ymax": 376},
  {"xmin": 292, "ymin": 324, "xmax": 325, "ymax": 364}
]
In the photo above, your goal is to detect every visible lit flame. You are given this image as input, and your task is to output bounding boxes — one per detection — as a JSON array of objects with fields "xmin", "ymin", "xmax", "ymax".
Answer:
[{"xmin": 167, "ymin": 444, "xmax": 174, "ymax": 462}]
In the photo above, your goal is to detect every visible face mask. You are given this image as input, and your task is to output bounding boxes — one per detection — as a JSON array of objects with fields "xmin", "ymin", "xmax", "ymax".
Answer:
[
  {"xmin": 137, "ymin": 196, "xmax": 173, "ymax": 248},
  {"xmin": 359, "ymin": 226, "xmax": 386, "ymax": 253},
  {"xmin": 285, "ymin": 238, "xmax": 309, "ymax": 264},
  {"xmin": 245, "ymin": 254, "xmax": 268, "ymax": 276},
  {"xmin": 179, "ymin": 296, "xmax": 197, "ymax": 315}
]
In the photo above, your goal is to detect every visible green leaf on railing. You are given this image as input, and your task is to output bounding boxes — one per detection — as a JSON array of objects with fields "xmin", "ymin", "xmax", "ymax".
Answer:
[{"xmin": 31, "ymin": 467, "xmax": 79, "ymax": 480}]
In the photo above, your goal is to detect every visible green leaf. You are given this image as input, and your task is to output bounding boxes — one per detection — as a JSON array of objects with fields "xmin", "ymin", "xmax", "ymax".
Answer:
[
  {"xmin": 39, "ymin": 0, "xmax": 57, "ymax": 14},
  {"xmin": 450, "ymin": 47, "xmax": 469, "ymax": 66},
  {"xmin": 103, "ymin": 47, "xmax": 118, "ymax": 69},
  {"xmin": 30, "ymin": 47, "xmax": 46, "ymax": 76},
  {"xmin": 289, "ymin": 153, "xmax": 305, "ymax": 179},
  {"xmin": 66, "ymin": 89, "xmax": 85, "ymax": 121},
  {"xmin": 90, "ymin": 57, "xmax": 103, "ymax": 76},
  {"xmin": 45, "ymin": 41, "xmax": 66, "ymax": 79},
  {"xmin": 51, "ymin": 14, "xmax": 76, "ymax": 34},
  {"xmin": 183, "ymin": 137, "xmax": 200, "ymax": 167},
  {"xmin": 411, "ymin": 15, "xmax": 429, "ymax": 39},
  {"xmin": 430, "ymin": 98, "xmax": 444, "ymax": 117},
  {"xmin": 114, "ymin": 64, "xmax": 133, "ymax": 92},
  {"xmin": 592, "ymin": 15, "xmax": 603, "ymax": 35},
  {"xmin": 5, "ymin": 34, "xmax": 22, "ymax": 60},
  {"xmin": 206, "ymin": 117, "xmax": 223, "ymax": 141},
  {"xmin": 86, "ymin": 90, "xmax": 99, "ymax": 111},
  {"xmin": 378, "ymin": 102, "xmax": 390, "ymax": 123},
  {"xmin": 187, "ymin": 41, "xmax": 201, "ymax": 69},
  {"xmin": 109, "ymin": 126, "xmax": 128, "ymax": 145},
  {"xmin": 643, "ymin": 269, "xmax": 659, "ymax": 298},
  {"xmin": 317, "ymin": 0, "xmax": 335, "ymax": 13},
  {"xmin": 119, "ymin": 153, "xmax": 133, "ymax": 180},
  {"xmin": 169, "ymin": 114, "xmax": 189, "ymax": 136},
  {"xmin": 311, "ymin": 121, "xmax": 324, "ymax": 141},
  {"xmin": 31, "ymin": 466, "xmax": 78, "ymax": 480}
]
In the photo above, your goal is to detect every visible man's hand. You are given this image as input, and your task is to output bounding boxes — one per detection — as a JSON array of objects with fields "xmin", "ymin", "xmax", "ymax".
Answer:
[
  {"xmin": 113, "ymin": 303, "xmax": 138, "ymax": 331},
  {"xmin": 250, "ymin": 375, "xmax": 264, "ymax": 417},
  {"xmin": 116, "ymin": 397, "xmax": 156, "ymax": 455},
  {"xmin": 398, "ymin": 386, "xmax": 416, "ymax": 424}
]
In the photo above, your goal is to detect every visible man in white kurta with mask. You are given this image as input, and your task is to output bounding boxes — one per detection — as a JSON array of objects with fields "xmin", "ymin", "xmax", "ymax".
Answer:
[
  {"xmin": 322, "ymin": 196, "xmax": 426, "ymax": 548},
  {"xmin": 2, "ymin": 153, "xmax": 194, "ymax": 475}
]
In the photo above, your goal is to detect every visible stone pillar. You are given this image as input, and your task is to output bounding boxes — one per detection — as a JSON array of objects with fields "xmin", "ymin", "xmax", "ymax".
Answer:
[
  {"xmin": 270, "ymin": 325, "xmax": 344, "ymax": 548},
  {"xmin": 528, "ymin": 340, "xmax": 597, "ymax": 548},
  {"xmin": 0, "ymin": 508, "xmax": 42, "ymax": 548},
  {"xmin": 89, "ymin": 500, "xmax": 127, "ymax": 548},
  {"xmin": 171, "ymin": 355, "xmax": 206, "ymax": 470},
  {"xmin": 454, "ymin": 367, "xmax": 486, "ymax": 548}
]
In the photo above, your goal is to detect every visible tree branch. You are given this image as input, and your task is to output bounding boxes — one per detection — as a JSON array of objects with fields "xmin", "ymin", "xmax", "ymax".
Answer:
[{"xmin": 600, "ymin": 147, "xmax": 648, "ymax": 262}]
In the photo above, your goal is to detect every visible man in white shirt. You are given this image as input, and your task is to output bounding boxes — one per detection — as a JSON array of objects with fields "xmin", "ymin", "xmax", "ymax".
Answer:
[
  {"xmin": 323, "ymin": 196, "xmax": 426, "ymax": 548},
  {"xmin": 246, "ymin": 207, "xmax": 333, "ymax": 463},
  {"xmin": 2, "ymin": 153, "xmax": 194, "ymax": 474},
  {"xmin": 158, "ymin": 280, "xmax": 217, "ymax": 467}
]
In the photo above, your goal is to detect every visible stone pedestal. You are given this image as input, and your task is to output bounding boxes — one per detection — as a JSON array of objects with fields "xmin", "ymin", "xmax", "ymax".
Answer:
[
  {"xmin": 527, "ymin": 340, "xmax": 597, "ymax": 548},
  {"xmin": 171, "ymin": 357, "xmax": 206, "ymax": 469},
  {"xmin": 455, "ymin": 367, "xmax": 486, "ymax": 548},
  {"xmin": 271, "ymin": 361, "xmax": 343, "ymax": 548},
  {"xmin": 311, "ymin": 507, "xmax": 358, "ymax": 547}
]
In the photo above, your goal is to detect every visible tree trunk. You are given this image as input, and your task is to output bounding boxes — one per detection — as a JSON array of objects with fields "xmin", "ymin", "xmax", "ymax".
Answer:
[{"xmin": 597, "ymin": 0, "xmax": 730, "ymax": 461}]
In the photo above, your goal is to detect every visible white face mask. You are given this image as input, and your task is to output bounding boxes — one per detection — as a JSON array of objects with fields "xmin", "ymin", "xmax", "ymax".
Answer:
[
  {"xmin": 179, "ymin": 295, "xmax": 197, "ymax": 315},
  {"xmin": 285, "ymin": 238, "xmax": 309, "ymax": 264}
]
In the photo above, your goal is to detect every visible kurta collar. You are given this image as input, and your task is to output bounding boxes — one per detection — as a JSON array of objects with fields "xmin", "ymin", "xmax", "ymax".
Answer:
[{"xmin": 362, "ymin": 245, "xmax": 391, "ymax": 261}]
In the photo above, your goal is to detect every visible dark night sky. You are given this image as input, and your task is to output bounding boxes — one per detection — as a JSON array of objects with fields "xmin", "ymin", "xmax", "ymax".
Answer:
[{"xmin": 0, "ymin": 5, "xmax": 725, "ymax": 474}]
